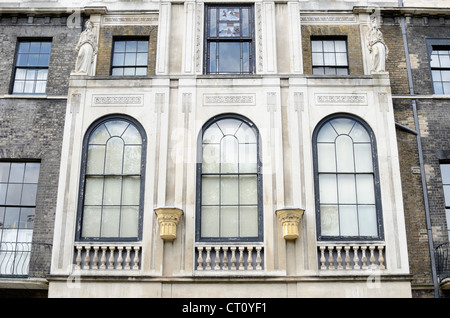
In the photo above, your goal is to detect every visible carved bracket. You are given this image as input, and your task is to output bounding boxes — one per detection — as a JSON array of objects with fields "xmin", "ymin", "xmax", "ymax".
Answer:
[
  {"xmin": 155, "ymin": 207, "xmax": 183, "ymax": 242},
  {"xmin": 276, "ymin": 208, "xmax": 305, "ymax": 241}
]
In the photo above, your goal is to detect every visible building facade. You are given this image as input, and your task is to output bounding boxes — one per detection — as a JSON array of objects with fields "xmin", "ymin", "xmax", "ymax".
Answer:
[{"xmin": 0, "ymin": 0, "xmax": 449, "ymax": 298}]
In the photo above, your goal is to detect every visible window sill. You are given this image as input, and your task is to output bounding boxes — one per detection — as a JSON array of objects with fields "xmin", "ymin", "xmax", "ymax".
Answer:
[{"xmin": 1, "ymin": 94, "xmax": 67, "ymax": 100}]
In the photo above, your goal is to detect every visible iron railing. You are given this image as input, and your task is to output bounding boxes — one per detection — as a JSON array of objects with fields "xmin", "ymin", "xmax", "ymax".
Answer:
[
  {"xmin": 0, "ymin": 242, "xmax": 52, "ymax": 278},
  {"xmin": 435, "ymin": 242, "xmax": 450, "ymax": 283}
]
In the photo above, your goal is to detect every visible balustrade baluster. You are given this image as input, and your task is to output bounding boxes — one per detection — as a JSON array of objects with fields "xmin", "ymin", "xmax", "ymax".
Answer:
[
  {"xmin": 133, "ymin": 246, "xmax": 140, "ymax": 270},
  {"xmin": 197, "ymin": 246, "xmax": 204, "ymax": 270},
  {"xmin": 108, "ymin": 246, "xmax": 115, "ymax": 269},
  {"xmin": 92, "ymin": 246, "xmax": 99, "ymax": 270},
  {"xmin": 319, "ymin": 246, "xmax": 327, "ymax": 270},
  {"xmin": 352, "ymin": 246, "xmax": 360, "ymax": 270},
  {"xmin": 75, "ymin": 246, "xmax": 82, "ymax": 270},
  {"xmin": 84, "ymin": 247, "xmax": 90, "ymax": 269},
  {"xmin": 361, "ymin": 246, "xmax": 368, "ymax": 269},
  {"xmin": 247, "ymin": 246, "xmax": 254, "ymax": 270},
  {"xmin": 238, "ymin": 247, "xmax": 245, "ymax": 270},
  {"xmin": 256, "ymin": 246, "xmax": 262, "ymax": 270},
  {"xmin": 125, "ymin": 247, "xmax": 132, "ymax": 270},
  {"xmin": 378, "ymin": 246, "xmax": 385, "ymax": 270},
  {"xmin": 369, "ymin": 246, "xmax": 376, "ymax": 269},
  {"xmin": 344, "ymin": 246, "xmax": 351, "ymax": 269},
  {"xmin": 222, "ymin": 247, "xmax": 229, "ymax": 270},
  {"xmin": 336, "ymin": 246, "xmax": 343, "ymax": 270},
  {"xmin": 328, "ymin": 246, "xmax": 335, "ymax": 270},
  {"xmin": 117, "ymin": 247, "xmax": 124, "ymax": 270},
  {"xmin": 214, "ymin": 246, "xmax": 221, "ymax": 270},
  {"xmin": 205, "ymin": 247, "xmax": 212, "ymax": 270},
  {"xmin": 99, "ymin": 246, "xmax": 107, "ymax": 269}
]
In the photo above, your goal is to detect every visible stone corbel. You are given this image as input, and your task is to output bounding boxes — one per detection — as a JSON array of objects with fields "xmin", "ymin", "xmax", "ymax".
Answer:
[
  {"xmin": 155, "ymin": 207, "xmax": 183, "ymax": 242},
  {"xmin": 276, "ymin": 208, "xmax": 305, "ymax": 241}
]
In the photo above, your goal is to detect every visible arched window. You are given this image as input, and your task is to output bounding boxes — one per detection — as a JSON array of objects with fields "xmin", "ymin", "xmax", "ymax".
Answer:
[
  {"xmin": 76, "ymin": 115, "xmax": 146, "ymax": 241},
  {"xmin": 313, "ymin": 114, "xmax": 383, "ymax": 241},
  {"xmin": 196, "ymin": 114, "xmax": 262, "ymax": 242}
]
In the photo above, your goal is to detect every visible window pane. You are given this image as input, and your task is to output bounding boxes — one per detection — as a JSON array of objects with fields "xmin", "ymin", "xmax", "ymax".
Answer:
[
  {"xmin": 335, "ymin": 41, "xmax": 347, "ymax": 53},
  {"xmin": 430, "ymin": 53, "xmax": 440, "ymax": 68},
  {"xmin": 136, "ymin": 53, "xmax": 148, "ymax": 66},
  {"xmin": 20, "ymin": 184, "xmax": 38, "ymax": 205},
  {"xmin": 319, "ymin": 174, "xmax": 338, "ymax": 204},
  {"xmin": 221, "ymin": 136, "xmax": 238, "ymax": 173},
  {"xmin": 122, "ymin": 177, "xmax": 140, "ymax": 206},
  {"xmin": 235, "ymin": 123, "xmax": 257, "ymax": 143},
  {"xmin": 126, "ymin": 41, "xmax": 137, "ymax": 52},
  {"xmin": 124, "ymin": 53, "xmax": 137, "ymax": 66},
  {"xmin": 209, "ymin": 8, "xmax": 217, "ymax": 37},
  {"xmin": 137, "ymin": 41, "xmax": 148, "ymax": 52},
  {"xmin": 10, "ymin": 163, "xmax": 25, "ymax": 183},
  {"xmin": 84, "ymin": 177, "xmax": 104, "ymax": 205},
  {"xmin": 202, "ymin": 144, "xmax": 220, "ymax": 173},
  {"xmin": 324, "ymin": 53, "xmax": 336, "ymax": 66},
  {"xmin": 209, "ymin": 42, "xmax": 217, "ymax": 73},
  {"xmin": 356, "ymin": 174, "xmax": 375, "ymax": 204},
  {"xmin": 201, "ymin": 206, "xmax": 219, "ymax": 237},
  {"xmin": 120, "ymin": 206, "xmax": 139, "ymax": 237},
  {"xmin": 242, "ymin": 8, "xmax": 249, "ymax": 37},
  {"xmin": 104, "ymin": 137, "xmax": 124, "ymax": 174},
  {"xmin": 439, "ymin": 54, "xmax": 450, "ymax": 68},
  {"xmin": 40, "ymin": 42, "xmax": 52, "ymax": 54},
  {"xmin": 336, "ymin": 136, "xmax": 355, "ymax": 172},
  {"xmin": 317, "ymin": 143, "xmax": 336, "ymax": 172},
  {"xmin": 312, "ymin": 53, "xmax": 324, "ymax": 66},
  {"xmin": 311, "ymin": 40, "xmax": 322, "ymax": 52},
  {"xmin": 240, "ymin": 206, "xmax": 258, "ymax": 237},
  {"xmin": 12, "ymin": 81, "xmax": 24, "ymax": 94},
  {"xmin": 354, "ymin": 143, "xmax": 373, "ymax": 172},
  {"xmin": 337, "ymin": 174, "xmax": 356, "ymax": 204},
  {"xmin": 81, "ymin": 206, "xmax": 101, "ymax": 237},
  {"xmin": 242, "ymin": 42, "xmax": 250, "ymax": 73},
  {"xmin": 18, "ymin": 42, "xmax": 30, "ymax": 53},
  {"xmin": 336, "ymin": 53, "xmax": 348, "ymax": 66},
  {"xmin": 114, "ymin": 41, "xmax": 126, "ymax": 53},
  {"xmin": 86, "ymin": 145, "xmax": 106, "ymax": 175},
  {"xmin": 221, "ymin": 206, "xmax": 238, "ymax": 237},
  {"xmin": 320, "ymin": 205, "xmax": 339, "ymax": 236},
  {"xmin": 112, "ymin": 53, "xmax": 125, "ymax": 66},
  {"xmin": 123, "ymin": 67, "xmax": 135, "ymax": 76},
  {"xmin": 29, "ymin": 42, "xmax": 41, "ymax": 53},
  {"xmin": 323, "ymin": 41, "xmax": 335, "ymax": 52},
  {"xmin": 15, "ymin": 68, "xmax": 26, "ymax": 80},
  {"xmin": 6, "ymin": 184, "xmax": 23, "ymax": 205},
  {"xmin": 101, "ymin": 206, "xmax": 120, "ymax": 237},
  {"xmin": 35, "ymin": 81, "xmax": 47, "ymax": 94},
  {"xmin": 434, "ymin": 81, "xmax": 444, "ymax": 94},
  {"xmin": 202, "ymin": 175, "xmax": 220, "ymax": 205},
  {"xmin": 441, "ymin": 164, "xmax": 450, "ymax": 184},
  {"xmin": 358, "ymin": 205, "xmax": 378, "ymax": 236},
  {"xmin": 218, "ymin": 42, "xmax": 241, "ymax": 73},
  {"xmin": 239, "ymin": 143, "xmax": 257, "ymax": 173},
  {"xmin": 4, "ymin": 207, "xmax": 20, "ymax": 228},
  {"xmin": 27, "ymin": 54, "xmax": 39, "ymax": 66},
  {"xmin": 135, "ymin": 67, "xmax": 147, "ymax": 76},
  {"xmin": 0, "ymin": 163, "xmax": 10, "ymax": 182},
  {"xmin": 339, "ymin": 205, "xmax": 358, "ymax": 236},
  {"xmin": 239, "ymin": 175, "xmax": 257, "ymax": 205},
  {"xmin": 221, "ymin": 175, "xmax": 239, "ymax": 205},
  {"xmin": 19, "ymin": 208, "xmax": 34, "ymax": 229},
  {"xmin": 103, "ymin": 177, "xmax": 122, "ymax": 206},
  {"xmin": 123, "ymin": 146, "xmax": 141, "ymax": 175},
  {"xmin": 444, "ymin": 185, "xmax": 450, "ymax": 205},
  {"xmin": 38, "ymin": 54, "xmax": 50, "ymax": 67},
  {"xmin": 0, "ymin": 184, "xmax": 7, "ymax": 205},
  {"xmin": 112, "ymin": 68, "xmax": 124, "ymax": 76}
]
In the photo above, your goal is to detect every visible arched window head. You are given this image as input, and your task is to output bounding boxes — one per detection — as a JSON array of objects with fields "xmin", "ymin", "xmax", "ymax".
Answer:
[
  {"xmin": 197, "ymin": 114, "xmax": 262, "ymax": 242},
  {"xmin": 77, "ymin": 115, "xmax": 146, "ymax": 241},
  {"xmin": 313, "ymin": 114, "xmax": 383, "ymax": 241}
]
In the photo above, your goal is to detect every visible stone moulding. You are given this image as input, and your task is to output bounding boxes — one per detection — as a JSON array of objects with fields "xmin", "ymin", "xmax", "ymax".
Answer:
[
  {"xmin": 155, "ymin": 207, "xmax": 184, "ymax": 242},
  {"xmin": 275, "ymin": 208, "xmax": 305, "ymax": 240}
]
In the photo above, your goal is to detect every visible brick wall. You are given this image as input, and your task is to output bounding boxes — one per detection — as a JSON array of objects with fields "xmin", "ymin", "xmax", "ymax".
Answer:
[
  {"xmin": 96, "ymin": 25, "xmax": 158, "ymax": 76},
  {"xmin": 301, "ymin": 24, "xmax": 364, "ymax": 75},
  {"xmin": 0, "ymin": 14, "xmax": 80, "ymax": 295}
]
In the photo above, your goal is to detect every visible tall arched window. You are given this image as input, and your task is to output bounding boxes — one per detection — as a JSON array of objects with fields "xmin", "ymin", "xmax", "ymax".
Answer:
[
  {"xmin": 313, "ymin": 114, "xmax": 383, "ymax": 241},
  {"xmin": 76, "ymin": 115, "xmax": 146, "ymax": 241},
  {"xmin": 196, "ymin": 114, "xmax": 262, "ymax": 242}
]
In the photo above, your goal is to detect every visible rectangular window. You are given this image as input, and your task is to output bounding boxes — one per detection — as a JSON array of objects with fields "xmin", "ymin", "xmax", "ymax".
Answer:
[
  {"xmin": 111, "ymin": 38, "xmax": 149, "ymax": 76},
  {"xmin": 205, "ymin": 5, "xmax": 254, "ymax": 74},
  {"xmin": 311, "ymin": 37, "xmax": 349, "ymax": 75},
  {"xmin": 12, "ymin": 40, "xmax": 51, "ymax": 94},
  {"xmin": 440, "ymin": 163, "xmax": 450, "ymax": 238},
  {"xmin": 0, "ymin": 161, "xmax": 40, "ymax": 276},
  {"xmin": 430, "ymin": 46, "xmax": 450, "ymax": 94}
]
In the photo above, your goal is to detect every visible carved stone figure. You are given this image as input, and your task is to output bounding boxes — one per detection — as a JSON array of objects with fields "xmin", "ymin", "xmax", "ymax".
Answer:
[
  {"xmin": 368, "ymin": 16, "xmax": 389, "ymax": 73},
  {"xmin": 74, "ymin": 20, "xmax": 98, "ymax": 75}
]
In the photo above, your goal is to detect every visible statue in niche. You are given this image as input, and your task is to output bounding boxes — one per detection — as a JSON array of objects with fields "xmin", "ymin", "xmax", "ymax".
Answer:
[
  {"xmin": 368, "ymin": 16, "xmax": 389, "ymax": 73},
  {"xmin": 74, "ymin": 20, "xmax": 98, "ymax": 75}
]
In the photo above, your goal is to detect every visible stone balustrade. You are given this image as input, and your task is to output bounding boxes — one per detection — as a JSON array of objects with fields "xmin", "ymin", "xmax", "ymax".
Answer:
[
  {"xmin": 195, "ymin": 244, "xmax": 264, "ymax": 271},
  {"xmin": 74, "ymin": 243, "xmax": 141, "ymax": 271},
  {"xmin": 318, "ymin": 243, "xmax": 386, "ymax": 271}
]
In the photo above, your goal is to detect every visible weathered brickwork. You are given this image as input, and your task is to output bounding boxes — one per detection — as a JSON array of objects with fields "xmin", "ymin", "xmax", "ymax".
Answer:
[
  {"xmin": 385, "ymin": 14, "xmax": 450, "ymax": 297},
  {"xmin": 0, "ymin": 13, "xmax": 81, "ymax": 297},
  {"xmin": 301, "ymin": 24, "xmax": 364, "ymax": 75},
  {"xmin": 96, "ymin": 25, "xmax": 158, "ymax": 76}
]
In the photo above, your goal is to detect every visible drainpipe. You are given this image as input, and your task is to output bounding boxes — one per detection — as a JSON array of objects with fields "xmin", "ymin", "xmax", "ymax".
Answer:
[{"xmin": 397, "ymin": 0, "xmax": 439, "ymax": 298}]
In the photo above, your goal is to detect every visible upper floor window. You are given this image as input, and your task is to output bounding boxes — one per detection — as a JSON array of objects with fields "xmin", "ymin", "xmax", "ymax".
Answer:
[
  {"xmin": 0, "ymin": 161, "xmax": 40, "ymax": 276},
  {"xmin": 205, "ymin": 5, "xmax": 254, "ymax": 74},
  {"xmin": 313, "ymin": 114, "xmax": 383, "ymax": 241},
  {"xmin": 77, "ymin": 116, "xmax": 146, "ymax": 241},
  {"xmin": 196, "ymin": 114, "xmax": 262, "ymax": 242},
  {"xmin": 12, "ymin": 40, "xmax": 51, "ymax": 94},
  {"xmin": 311, "ymin": 37, "xmax": 349, "ymax": 75},
  {"xmin": 111, "ymin": 38, "xmax": 149, "ymax": 76},
  {"xmin": 440, "ymin": 163, "xmax": 450, "ymax": 238},
  {"xmin": 430, "ymin": 46, "xmax": 450, "ymax": 94}
]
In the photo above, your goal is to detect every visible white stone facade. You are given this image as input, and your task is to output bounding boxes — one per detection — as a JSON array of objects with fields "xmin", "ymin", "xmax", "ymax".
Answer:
[{"xmin": 42, "ymin": 0, "xmax": 413, "ymax": 297}]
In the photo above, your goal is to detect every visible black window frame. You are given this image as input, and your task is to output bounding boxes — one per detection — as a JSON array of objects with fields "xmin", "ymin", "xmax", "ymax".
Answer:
[
  {"xmin": 204, "ymin": 4, "xmax": 255, "ymax": 75},
  {"xmin": 195, "ymin": 113, "xmax": 263, "ymax": 243},
  {"xmin": 75, "ymin": 115, "xmax": 147, "ymax": 243},
  {"xmin": 110, "ymin": 36, "xmax": 150, "ymax": 76},
  {"xmin": 311, "ymin": 36, "xmax": 349, "ymax": 76},
  {"xmin": 426, "ymin": 38, "xmax": 450, "ymax": 95},
  {"xmin": 312, "ymin": 113, "xmax": 384, "ymax": 242},
  {"xmin": 440, "ymin": 162, "xmax": 450, "ymax": 239},
  {"xmin": 11, "ymin": 38, "xmax": 52, "ymax": 95}
]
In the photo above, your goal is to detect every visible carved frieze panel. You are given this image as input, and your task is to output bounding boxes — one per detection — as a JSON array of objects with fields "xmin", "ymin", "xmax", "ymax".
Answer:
[
  {"xmin": 203, "ymin": 94, "xmax": 256, "ymax": 106},
  {"xmin": 315, "ymin": 93, "xmax": 368, "ymax": 106},
  {"xmin": 92, "ymin": 94, "xmax": 144, "ymax": 107}
]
